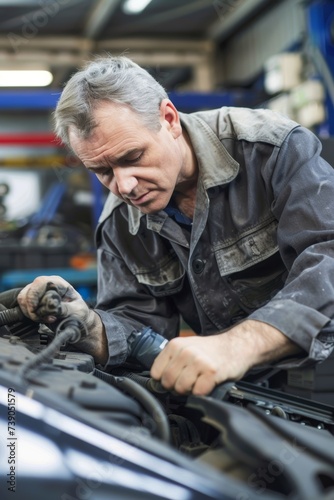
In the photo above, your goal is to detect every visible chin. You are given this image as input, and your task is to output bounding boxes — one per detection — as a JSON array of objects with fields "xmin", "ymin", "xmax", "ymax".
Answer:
[
  {"xmin": 138, "ymin": 199, "xmax": 169, "ymax": 215},
  {"xmin": 139, "ymin": 206, "xmax": 162, "ymax": 215}
]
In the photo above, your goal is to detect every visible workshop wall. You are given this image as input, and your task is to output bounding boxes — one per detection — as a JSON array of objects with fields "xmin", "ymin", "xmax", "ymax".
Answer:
[
  {"xmin": 219, "ymin": 0, "xmax": 306, "ymax": 85},
  {"xmin": 0, "ymin": 109, "xmax": 98, "ymax": 298},
  {"xmin": 0, "ymin": 0, "xmax": 333, "ymax": 301}
]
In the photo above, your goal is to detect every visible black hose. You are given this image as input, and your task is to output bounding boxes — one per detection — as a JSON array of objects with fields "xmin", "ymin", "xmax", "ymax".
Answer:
[
  {"xmin": 18, "ymin": 318, "xmax": 84, "ymax": 381},
  {"xmin": 18, "ymin": 328, "xmax": 71, "ymax": 380},
  {"xmin": 109, "ymin": 367, "xmax": 152, "ymax": 388},
  {"xmin": 0, "ymin": 288, "xmax": 23, "ymax": 309},
  {"xmin": 0, "ymin": 306, "xmax": 25, "ymax": 326},
  {"xmin": 93, "ymin": 368, "xmax": 171, "ymax": 444}
]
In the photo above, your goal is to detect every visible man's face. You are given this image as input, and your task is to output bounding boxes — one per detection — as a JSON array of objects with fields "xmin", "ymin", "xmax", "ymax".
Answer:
[{"xmin": 69, "ymin": 100, "xmax": 191, "ymax": 214}]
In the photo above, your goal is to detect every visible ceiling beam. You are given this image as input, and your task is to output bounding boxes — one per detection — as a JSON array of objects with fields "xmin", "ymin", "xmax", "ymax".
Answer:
[
  {"xmin": 0, "ymin": 36, "xmax": 214, "ymax": 66},
  {"xmin": 83, "ymin": 0, "xmax": 122, "ymax": 39},
  {"xmin": 0, "ymin": 36, "xmax": 93, "ymax": 51},
  {"xmin": 96, "ymin": 37, "xmax": 214, "ymax": 52},
  {"xmin": 0, "ymin": 0, "xmax": 84, "ymax": 31},
  {"xmin": 0, "ymin": 49, "xmax": 85, "ymax": 67},
  {"xmin": 208, "ymin": 0, "xmax": 274, "ymax": 42},
  {"xmin": 0, "ymin": 35, "xmax": 216, "ymax": 90},
  {"xmin": 108, "ymin": 0, "xmax": 214, "ymax": 33},
  {"xmin": 0, "ymin": 36, "xmax": 214, "ymax": 52},
  {"xmin": 0, "ymin": 47, "xmax": 211, "ymax": 68}
]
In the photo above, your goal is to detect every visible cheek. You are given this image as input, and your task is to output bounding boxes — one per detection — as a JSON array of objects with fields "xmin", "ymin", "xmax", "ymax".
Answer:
[
  {"xmin": 97, "ymin": 175, "xmax": 119, "ymax": 196},
  {"xmin": 96, "ymin": 174, "xmax": 109, "ymax": 188},
  {"xmin": 163, "ymin": 159, "xmax": 180, "ymax": 185}
]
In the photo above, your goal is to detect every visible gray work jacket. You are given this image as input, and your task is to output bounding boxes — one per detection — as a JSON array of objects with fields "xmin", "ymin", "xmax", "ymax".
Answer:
[{"xmin": 95, "ymin": 107, "xmax": 334, "ymax": 368}]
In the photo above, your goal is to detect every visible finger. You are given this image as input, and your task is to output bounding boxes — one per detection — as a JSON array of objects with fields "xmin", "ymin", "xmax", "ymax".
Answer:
[
  {"xmin": 171, "ymin": 363, "xmax": 198, "ymax": 394},
  {"xmin": 41, "ymin": 276, "xmax": 81, "ymax": 301},
  {"xmin": 17, "ymin": 276, "xmax": 73, "ymax": 322},
  {"xmin": 158, "ymin": 343, "xmax": 200, "ymax": 391},
  {"xmin": 191, "ymin": 373, "xmax": 217, "ymax": 396},
  {"xmin": 34, "ymin": 289, "xmax": 60, "ymax": 317},
  {"xmin": 18, "ymin": 280, "xmax": 49, "ymax": 321},
  {"xmin": 167, "ymin": 350, "xmax": 217, "ymax": 394},
  {"xmin": 150, "ymin": 351, "xmax": 169, "ymax": 380},
  {"xmin": 16, "ymin": 288, "xmax": 30, "ymax": 318},
  {"xmin": 150, "ymin": 338, "xmax": 187, "ymax": 380}
]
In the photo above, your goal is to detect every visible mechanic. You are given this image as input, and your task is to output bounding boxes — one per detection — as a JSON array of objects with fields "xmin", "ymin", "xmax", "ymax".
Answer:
[{"xmin": 17, "ymin": 55, "xmax": 334, "ymax": 395}]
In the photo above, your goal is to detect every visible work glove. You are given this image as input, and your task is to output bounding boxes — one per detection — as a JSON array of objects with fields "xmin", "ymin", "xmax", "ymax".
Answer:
[{"xmin": 17, "ymin": 275, "xmax": 107, "ymax": 364}]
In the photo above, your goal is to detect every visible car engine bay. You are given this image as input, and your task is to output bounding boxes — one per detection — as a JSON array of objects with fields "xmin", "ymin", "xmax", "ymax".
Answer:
[{"xmin": 0, "ymin": 288, "xmax": 334, "ymax": 500}]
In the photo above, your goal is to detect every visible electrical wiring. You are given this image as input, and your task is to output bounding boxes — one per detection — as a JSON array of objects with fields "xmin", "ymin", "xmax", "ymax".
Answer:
[{"xmin": 18, "ymin": 317, "xmax": 86, "ymax": 382}]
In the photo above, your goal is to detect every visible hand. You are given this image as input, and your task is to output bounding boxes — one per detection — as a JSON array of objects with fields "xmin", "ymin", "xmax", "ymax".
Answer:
[
  {"xmin": 18, "ymin": 275, "xmax": 89, "ymax": 323},
  {"xmin": 150, "ymin": 332, "xmax": 249, "ymax": 396},
  {"xmin": 150, "ymin": 320, "xmax": 301, "ymax": 395},
  {"xmin": 17, "ymin": 275, "xmax": 108, "ymax": 365}
]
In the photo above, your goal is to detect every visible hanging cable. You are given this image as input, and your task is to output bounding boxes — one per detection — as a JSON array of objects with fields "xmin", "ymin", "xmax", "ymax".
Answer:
[
  {"xmin": 93, "ymin": 368, "xmax": 171, "ymax": 444},
  {"xmin": 18, "ymin": 316, "xmax": 87, "ymax": 382}
]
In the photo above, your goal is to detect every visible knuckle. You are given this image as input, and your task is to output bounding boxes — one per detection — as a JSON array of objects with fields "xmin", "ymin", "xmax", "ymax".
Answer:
[
  {"xmin": 17, "ymin": 292, "xmax": 24, "ymax": 304},
  {"xmin": 174, "ymin": 379, "xmax": 191, "ymax": 395},
  {"xmin": 178, "ymin": 347, "xmax": 193, "ymax": 363},
  {"xmin": 168, "ymin": 337, "xmax": 184, "ymax": 350},
  {"xmin": 150, "ymin": 365, "xmax": 158, "ymax": 379},
  {"xmin": 161, "ymin": 372, "xmax": 174, "ymax": 389},
  {"xmin": 193, "ymin": 378, "xmax": 214, "ymax": 396},
  {"xmin": 34, "ymin": 275, "xmax": 48, "ymax": 284}
]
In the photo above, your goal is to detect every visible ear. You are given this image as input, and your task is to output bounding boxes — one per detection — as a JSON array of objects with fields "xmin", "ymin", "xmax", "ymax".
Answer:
[{"xmin": 159, "ymin": 99, "xmax": 182, "ymax": 138}]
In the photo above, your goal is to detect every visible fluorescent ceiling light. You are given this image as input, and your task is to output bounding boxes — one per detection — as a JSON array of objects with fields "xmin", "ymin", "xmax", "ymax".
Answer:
[
  {"xmin": 123, "ymin": 0, "xmax": 153, "ymax": 15},
  {"xmin": 0, "ymin": 1, "xmax": 40, "ymax": 4},
  {"xmin": 0, "ymin": 70, "xmax": 53, "ymax": 87}
]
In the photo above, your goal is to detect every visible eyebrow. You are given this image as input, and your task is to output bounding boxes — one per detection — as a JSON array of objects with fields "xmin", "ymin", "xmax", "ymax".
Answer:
[
  {"xmin": 86, "ymin": 149, "xmax": 142, "ymax": 170},
  {"xmin": 114, "ymin": 148, "xmax": 142, "ymax": 164}
]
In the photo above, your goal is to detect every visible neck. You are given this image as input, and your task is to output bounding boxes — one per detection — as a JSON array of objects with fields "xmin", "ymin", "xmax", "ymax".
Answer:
[
  {"xmin": 173, "ymin": 186, "xmax": 197, "ymax": 220},
  {"xmin": 173, "ymin": 127, "xmax": 198, "ymax": 219}
]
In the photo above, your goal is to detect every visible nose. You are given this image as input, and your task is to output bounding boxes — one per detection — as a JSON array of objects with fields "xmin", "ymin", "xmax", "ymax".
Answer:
[{"xmin": 112, "ymin": 168, "xmax": 138, "ymax": 197}]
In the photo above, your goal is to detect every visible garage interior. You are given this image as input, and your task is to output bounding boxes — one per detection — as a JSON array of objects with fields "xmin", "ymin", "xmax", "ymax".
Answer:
[
  {"xmin": 1, "ymin": 0, "xmax": 333, "ymax": 400},
  {"xmin": 0, "ymin": 0, "xmax": 334, "ymax": 500},
  {"xmin": 0, "ymin": 1, "xmax": 334, "ymax": 498}
]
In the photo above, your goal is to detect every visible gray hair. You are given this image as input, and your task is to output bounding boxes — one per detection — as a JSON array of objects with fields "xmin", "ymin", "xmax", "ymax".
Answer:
[{"xmin": 54, "ymin": 55, "xmax": 168, "ymax": 147}]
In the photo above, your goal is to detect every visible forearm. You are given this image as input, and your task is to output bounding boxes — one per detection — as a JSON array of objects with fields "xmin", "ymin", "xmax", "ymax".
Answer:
[
  {"xmin": 151, "ymin": 318, "xmax": 302, "ymax": 395},
  {"xmin": 224, "ymin": 319, "xmax": 302, "ymax": 371},
  {"xmin": 74, "ymin": 309, "xmax": 108, "ymax": 366}
]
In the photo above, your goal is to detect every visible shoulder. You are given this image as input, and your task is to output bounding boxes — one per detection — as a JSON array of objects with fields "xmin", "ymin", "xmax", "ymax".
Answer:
[{"xmin": 189, "ymin": 107, "xmax": 300, "ymax": 147}]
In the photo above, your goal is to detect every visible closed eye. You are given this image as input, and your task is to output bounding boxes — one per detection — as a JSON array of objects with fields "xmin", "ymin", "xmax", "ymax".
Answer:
[
  {"xmin": 120, "ymin": 152, "xmax": 143, "ymax": 165},
  {"xmin": 95, "ymin": 167, "xmax": 113, "ymax": 178}
]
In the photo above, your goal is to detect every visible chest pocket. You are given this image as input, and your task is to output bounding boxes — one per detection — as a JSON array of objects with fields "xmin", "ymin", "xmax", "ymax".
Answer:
[
  {"xmin": 214, "ymin": 219, "xmax": 279, "ymax": 276},
  {"xmin": 134, "ymin": 252, "xmax": 185, "ymax": 297},
  {"xmin": 214, "ymin": 219, "xmax": 286, "ymax": 311}
]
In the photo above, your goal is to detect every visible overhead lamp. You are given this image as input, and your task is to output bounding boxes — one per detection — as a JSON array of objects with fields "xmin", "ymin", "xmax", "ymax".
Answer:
[
  {"xmin": 122, "ymin": 0, "xmax": 153, "ymax": 15},
  {"xmin": 0, "ymin": 70, "xmax": 53, "ymax": 87}
]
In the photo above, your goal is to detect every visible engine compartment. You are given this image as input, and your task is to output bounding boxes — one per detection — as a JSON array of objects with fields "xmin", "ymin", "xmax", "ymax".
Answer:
[{"xmin": 1, "ymin": 310, "xmax": 334, "ymax": 499}]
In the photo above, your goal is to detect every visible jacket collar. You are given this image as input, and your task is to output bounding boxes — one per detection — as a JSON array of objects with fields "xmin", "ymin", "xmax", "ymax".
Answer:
[{"xmin": 179, "ymin": 111, "xmax": 239, "ymax": 190}]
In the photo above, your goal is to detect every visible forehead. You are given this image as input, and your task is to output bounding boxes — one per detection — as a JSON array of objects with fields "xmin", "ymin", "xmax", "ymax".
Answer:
[
  {"xmin": 68, "ymin": 101, "xmax": 154, "ymax": 160},
  {"xmin": 86, "ymin": 102, "xmax": 150, "ymax": 145},
  {"xmin": 93, "ymin": 100, "xmax": 145, "ymax": 127}
]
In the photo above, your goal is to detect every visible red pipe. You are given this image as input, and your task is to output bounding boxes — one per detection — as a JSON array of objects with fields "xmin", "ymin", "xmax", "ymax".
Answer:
[{"xmin": 0, "ymin": 133, "xmax": 63, "ymax": 146}]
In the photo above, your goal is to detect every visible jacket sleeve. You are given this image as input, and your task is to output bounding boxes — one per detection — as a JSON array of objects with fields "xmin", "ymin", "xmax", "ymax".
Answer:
[
  {"xmin": 94, "ymin": 214, "xmax": 180, "ymax": 368},
  {"xmin": 249, "ymin": 126, "xmax": 334, "ymax": 367}
]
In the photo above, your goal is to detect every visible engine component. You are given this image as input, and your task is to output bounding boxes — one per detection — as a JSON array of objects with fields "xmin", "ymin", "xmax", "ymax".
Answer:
[{"xmin": 128, "ymin": 327, "xmax": 168, "ymax": 368}]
